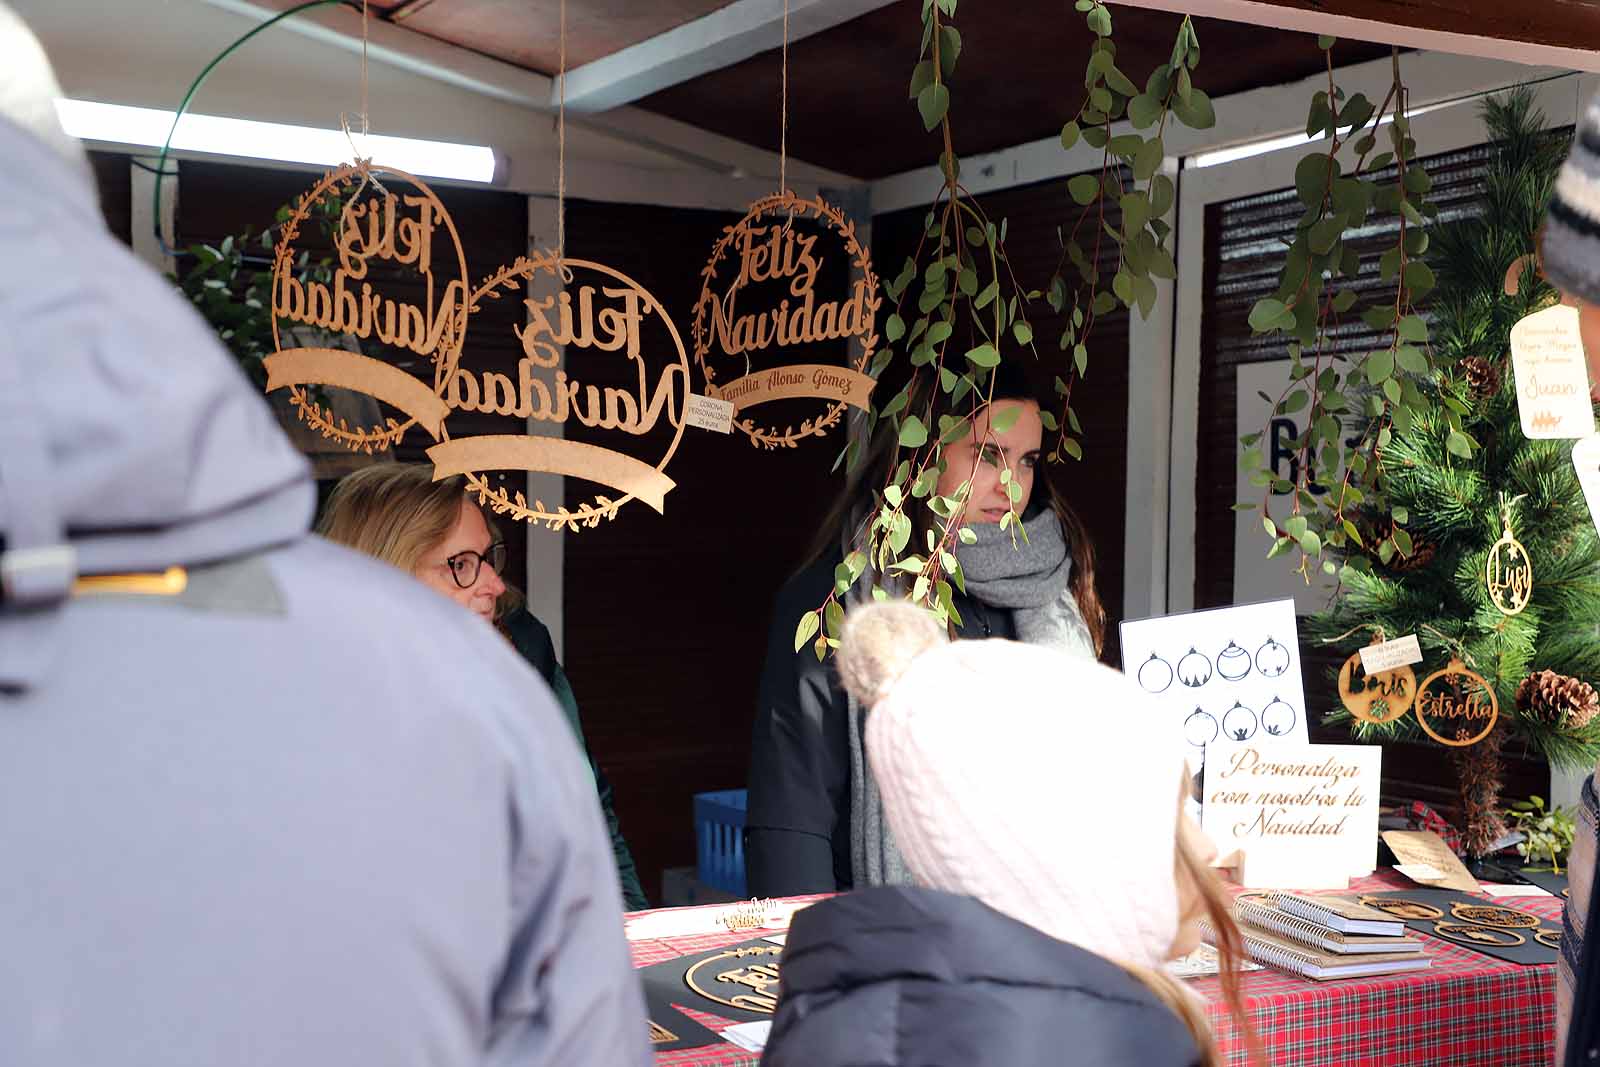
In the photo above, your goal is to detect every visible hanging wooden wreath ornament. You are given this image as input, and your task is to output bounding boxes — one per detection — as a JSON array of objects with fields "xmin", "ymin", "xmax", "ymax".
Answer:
[
  {"xmin": 433, "ymin": 253, "xmax": 693, "ymax": 530},
  {"xmin": 1414, "ymin": 657, "xmax": 1500, "ymax": 747},
  {"xmin": 691, "ymin": 192, "xmax": 881, "ymax": 448},
  {"xmin": 1485, "ymin": 518, "xmax": 1532, "ymax": 616},
  {"xmin": 1338, "ymin": 650, "xmax": 1416, "ymax": 725},
  {"xmin": 264, "ymin": 160, "xmax": 470, "ymax": 455}
]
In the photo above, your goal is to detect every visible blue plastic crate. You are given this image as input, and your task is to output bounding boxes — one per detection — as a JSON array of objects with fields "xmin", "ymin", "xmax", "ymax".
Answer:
[{"xmin": 694, "ymin": 789, "xmax": 748, "ymax": 898}]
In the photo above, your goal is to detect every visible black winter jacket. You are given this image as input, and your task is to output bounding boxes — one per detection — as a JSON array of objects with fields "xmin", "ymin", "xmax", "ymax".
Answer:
[
  {"xmin": 761, "ymin": 887, "xmax": 1201, "ymax": 1067},
  {"xmin": 746, "ymin": 557, "xmax": 1015, "ymax": 896}
]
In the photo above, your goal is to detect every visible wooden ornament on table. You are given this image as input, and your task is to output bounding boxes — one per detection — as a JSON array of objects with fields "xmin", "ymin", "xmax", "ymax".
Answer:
[
  {"xmin": 1338, "ymin": 650, "xmax": 1416, "ymax": 725},
  {"xmin": 1356, "ymin": 895, "xmax": 1443, "ymax": 921},
  {"xmin": 1536, "ymin": 928, "xmax": 1562, "ymax": 949},
  {"xmin": 692, "ymin": 192, "xmax": 881, "ymax": 448},
  {"xmin": 683, "ymin": 945, "xmax": 784, "ymax": 1015},
  {"xmin": 1431, "ymin": 921, "xmax": 1526, "ymax": 947},
  {"xmin": 1414, "ymin": 658, "xmax": 1500, "ymax": 748},
  {"xmin": 1448, "ymin": 902, "xmax": 1540, "ymax": 929}
]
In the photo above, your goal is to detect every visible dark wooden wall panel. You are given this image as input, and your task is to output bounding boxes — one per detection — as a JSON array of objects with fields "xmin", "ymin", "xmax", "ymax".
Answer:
[
  {"xmin": 871, "ymin": 175, "xmax": 1132, "ymax": 665},
  {"xmin": 561, "ymin": 198, "xmax": 841, "ymax": 898},
  {"xmin": 89, "ymin": 151, "xmax": 131, "ymax": 245}
]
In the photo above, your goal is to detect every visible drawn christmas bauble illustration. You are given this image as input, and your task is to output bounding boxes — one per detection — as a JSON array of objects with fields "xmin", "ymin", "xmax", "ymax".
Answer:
[
  {"xmin": 1216, "ymin": 641, "xmax": 1251, "ymax": 681},
  {"xmin": 1183, "ymin": 707, "xmax": 1219, "ymax": 747},
  {"xmin": 1255, "ymin": 637, "xmax": 1291, "ymax": 678},
  {"xmin": 1137, "ymin": 652, "xmax": 1174, "ymax": 694},
  {"xmin": 1261, "ymin": 697, "xmax": 1298, "ymax": 736},
  {"xmin": 1178, "ymin": 648, "xmax": 1213, "ymax": 688},
  {"xmin": 1222, "ymin": 701, "xmax": 1258, "ymax": 741}
]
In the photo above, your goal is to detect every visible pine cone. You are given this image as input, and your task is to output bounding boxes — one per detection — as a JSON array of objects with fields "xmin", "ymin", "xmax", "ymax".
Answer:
[
  {"xmin": 1388, "ymin": 538, "xmax": 1437, "ymax": 573},
  {"xmin": 1516, "ymin": 669, "xmax": 1600, "ymax": 730},
  {"xmin": 1459, "ymin": 355, "xmax": 1501, "ymax": 400}
]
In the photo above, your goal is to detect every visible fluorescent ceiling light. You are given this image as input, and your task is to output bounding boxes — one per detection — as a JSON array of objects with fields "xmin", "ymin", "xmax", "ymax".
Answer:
[
  {"xmin": 1190, "ymin": 98, "xmax": 1453, "ymax": 169},
  {"xmin": 53, "ymin": 98, "xmax": 497, "ymax": 184}
]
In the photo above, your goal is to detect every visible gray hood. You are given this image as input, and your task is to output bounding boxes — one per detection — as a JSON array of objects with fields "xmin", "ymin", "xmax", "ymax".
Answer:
[{"xmin": 0, "ymin": 116, "xmax": 314, "ymax": 683}]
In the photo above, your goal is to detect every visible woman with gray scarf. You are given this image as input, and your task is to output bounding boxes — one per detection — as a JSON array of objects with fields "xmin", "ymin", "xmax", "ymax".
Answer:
[{"xmin": 745, "ymin": 366, "xmax": 1106, "ymax": 896}]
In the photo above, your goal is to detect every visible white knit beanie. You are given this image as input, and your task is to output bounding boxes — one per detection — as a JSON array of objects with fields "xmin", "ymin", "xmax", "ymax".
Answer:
[{"xmin": 839, "ymin": 602, "xmax": 1187, "ymax": 973}]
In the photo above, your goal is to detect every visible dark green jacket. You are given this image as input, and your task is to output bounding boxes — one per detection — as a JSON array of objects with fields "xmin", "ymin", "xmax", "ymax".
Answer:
[{"xmin": 502, "ymin": 608, "xmax": 647, "ymax": 911}]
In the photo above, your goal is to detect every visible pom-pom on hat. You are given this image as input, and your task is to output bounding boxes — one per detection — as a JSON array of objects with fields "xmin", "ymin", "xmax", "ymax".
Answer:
[{"xmin": 837, "ymin": 602, "xmax": 1188, "ymax": 973}]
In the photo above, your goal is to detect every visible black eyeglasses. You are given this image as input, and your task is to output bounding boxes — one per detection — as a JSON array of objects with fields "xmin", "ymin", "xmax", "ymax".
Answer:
[{"xmin": 443, "ymin": 542, "xmax": 506, "ymax": 589}]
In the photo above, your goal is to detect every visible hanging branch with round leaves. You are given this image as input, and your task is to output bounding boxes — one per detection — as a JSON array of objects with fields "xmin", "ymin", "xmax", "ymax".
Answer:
[
  {"xmin": 793, "ymin": 1, "xmax": 1212, "ymax": 659},
  {"xmin": 1046, "ymin": 6, "xmax": 1213, "ymax": 460},
  {"xmin": 1237, "ymin": 42, "xmax": 1450, "ymax": 586}
]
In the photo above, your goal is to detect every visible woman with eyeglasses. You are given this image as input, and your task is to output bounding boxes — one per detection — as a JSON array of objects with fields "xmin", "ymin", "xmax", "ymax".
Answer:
[{"xmin": 317, "ymin": 463, "xmax": 647, "ymax": 910}]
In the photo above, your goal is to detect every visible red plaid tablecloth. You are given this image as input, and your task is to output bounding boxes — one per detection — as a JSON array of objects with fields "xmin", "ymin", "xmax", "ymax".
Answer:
[{"xmin": 631, "ymin": 873, "xmax": 1562, "ymax": 1066}]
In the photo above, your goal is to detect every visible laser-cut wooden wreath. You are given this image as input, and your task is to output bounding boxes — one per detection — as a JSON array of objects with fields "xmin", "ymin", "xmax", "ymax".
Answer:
[
  {"xmin": 1414, "ymin": 657, "xmax": 1500, "ymax": 747},
  {"xmin": 692, "ymin": 192, "xmax": 881, "ymax": 448},
  {"xmin": 263, "ymin": 161, "xmax": 689, "ymax": 529},
  {"xmin": 267, "ymin": 161, "xmax": 470, "ymax": 454},
  {"xmin": 1338, "ymin": 650, "xmax": 1416, "ymax": 725},
  {"xmin": 456, "ymin": 254, "xmax": 690, "ymax": 529}
]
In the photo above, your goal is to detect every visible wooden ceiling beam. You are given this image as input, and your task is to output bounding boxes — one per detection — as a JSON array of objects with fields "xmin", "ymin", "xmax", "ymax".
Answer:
[
  {"xmin": 1106, "ymin": 0, "xmax": 1600, "ymax": 72},
  {"xmin": 559, "ymin": 0, "xmax": 899, "ymax": 114}
]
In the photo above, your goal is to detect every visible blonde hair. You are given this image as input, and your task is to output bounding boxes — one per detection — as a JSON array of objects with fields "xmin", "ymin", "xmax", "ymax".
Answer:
[
  {"xmin": 1120, "ymin": 830, "xmax": 1263, "ymax": 1067},
  {"xmin": 316, "ymin": 463, "xmax": 471, "ymax": 576}
]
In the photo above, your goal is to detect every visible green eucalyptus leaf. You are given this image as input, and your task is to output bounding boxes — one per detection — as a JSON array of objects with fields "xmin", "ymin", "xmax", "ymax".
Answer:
[
  {"xmin": 899, "ymin": 415, "xmax": 930, "ymax": 448},
  {"xmin": 1068, "ymin": 173, "xmax": 1101, "ymax": 206},
  {"xmin": 917, "ymin": 83, "xmax": 951, "ymax": 131}
]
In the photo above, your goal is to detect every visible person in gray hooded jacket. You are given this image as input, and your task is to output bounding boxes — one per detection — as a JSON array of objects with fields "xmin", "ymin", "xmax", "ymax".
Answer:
[{"xmin": 0, "ymin": 7, "xmax": 648, "ymax": 1067}]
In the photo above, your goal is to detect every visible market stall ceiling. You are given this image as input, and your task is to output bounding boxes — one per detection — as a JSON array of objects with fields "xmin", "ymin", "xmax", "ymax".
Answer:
[{"xmin": 358, "ymin": 0, "xmax": 1391, "ymax": 179}]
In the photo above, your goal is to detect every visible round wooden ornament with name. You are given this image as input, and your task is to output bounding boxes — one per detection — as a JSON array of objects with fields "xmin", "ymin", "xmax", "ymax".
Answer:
[
  {"xmin": 1337, "ymin": 651, "xmax": 1416, "ymax": 725},
  {"xmin": 1414, "ymin": 658, "xmax": 1499, "ymax": 747}
]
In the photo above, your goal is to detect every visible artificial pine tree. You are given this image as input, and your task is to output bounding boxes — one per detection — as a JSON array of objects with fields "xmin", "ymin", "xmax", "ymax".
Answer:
[{"xmin": 1308, "ymin": 91, "xmax": 1600, "ymax": 858}]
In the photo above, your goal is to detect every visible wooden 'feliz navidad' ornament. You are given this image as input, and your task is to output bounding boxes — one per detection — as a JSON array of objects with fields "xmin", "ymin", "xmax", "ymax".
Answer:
[
  {"xmin": 1338, "ymin": 651, "xmax": 1416, "ymax": 725},
  {"xmin": 1414, "ymin": 657, "xmax": 1500, "ymax": 747},
  {"xmin": 1485, "ymin": 520, "xmax": 1532, "ymax": 616},
  {"xmin": 692, "ymin": 192, "xmax": 881, "ymax": 448},
  {"xmin": 262, "ymin": 161, "xmax": 692, "ymax": 530}
]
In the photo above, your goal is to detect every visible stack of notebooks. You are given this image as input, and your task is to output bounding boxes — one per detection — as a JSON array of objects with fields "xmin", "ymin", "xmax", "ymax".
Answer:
[{"xmin": 1205, "ymin": 893, "xmax": 1433, "ymax": 981}]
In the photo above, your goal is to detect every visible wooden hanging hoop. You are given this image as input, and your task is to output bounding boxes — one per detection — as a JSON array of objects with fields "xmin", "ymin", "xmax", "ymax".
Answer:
[
  {"xmin": 269, "ymin": 160, "xmax": 471, "ymax": 453},
  {"xmin": 1414, "ymin": 657, "xmax": 1500, "ymax": 747},
  {"xmin": 691, "ymin": 192, "xmax": 880, "ymax": 449},
  {"xmin": 1338, "ymin": 650, "xmax": 1416, "ymax": 725},
  {"xmin": 460, "ymin": 253, "xmax": 691, "ymax": 531},
  {"xmin": 1486, "ymin": 527, "xmax": 1532, "ymax": 616}
]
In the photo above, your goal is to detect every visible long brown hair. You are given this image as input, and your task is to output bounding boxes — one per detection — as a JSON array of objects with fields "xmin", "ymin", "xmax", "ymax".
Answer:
[
  {"xmin": 804, "ymin": 370, "xmax": 1107, "ymax": 654},
  {"xmin": 1121, "ymin": 829, "xmax": 1264, "ymax": 1067}
]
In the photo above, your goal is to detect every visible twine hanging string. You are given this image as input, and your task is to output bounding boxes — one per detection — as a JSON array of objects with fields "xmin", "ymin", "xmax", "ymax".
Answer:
[
  {"xmin": 1321, "ymin": 624, "xmax": 1388, "ymax": 646},
  {"xmin": 557, "ymin": 0, "xmax": 567, "ymax": 266},
  {"xmin": 779, "ymin": 0, "xmax": 789, "ymax": 198},
  {"xmin": 339, "ymin": 0, "xmax": 386, "ymax": 225}
]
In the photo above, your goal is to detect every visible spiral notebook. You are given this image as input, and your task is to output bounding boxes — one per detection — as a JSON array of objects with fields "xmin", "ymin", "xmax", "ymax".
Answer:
[
  {"xmin": 1275, "ymin": 893, "xmax": 1406, "ymax": 936},
  {"xmin": 1234, "ymin": 897, "xmax": 1423, "ymax": 955},
  {"xmin": 1203, "ymin": 921, "xmax": 1431, "ymax": 981}
]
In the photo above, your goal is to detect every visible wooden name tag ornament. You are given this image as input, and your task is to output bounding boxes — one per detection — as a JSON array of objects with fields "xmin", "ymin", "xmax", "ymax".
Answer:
[
  {"xmin": 265, "ymin": 161, "xmax": 470, "ymax": 454},
  {"xmin": 436, "ymin": 253, "xmax": 691, "ymax": 530},
  {"xmin": 1414, "ymin": 658, "xmax": 1499, "ymax": 747},
  {"xmin": 692, "ymin": 192, "xmax": 881, "ymax": 448},
  {"xmin": 1338, "ymin": 651, "xmax": 1415, "ymax": 725},
  {"xmin": 1485, "ymin": 521, "xmax": 1532, "ymax": 616}
]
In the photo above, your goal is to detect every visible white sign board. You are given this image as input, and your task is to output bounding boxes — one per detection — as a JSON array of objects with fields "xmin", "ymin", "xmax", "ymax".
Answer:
[
  {"xmin": 1510, "ymin": 303, "xmax": 1596, "ymax": 439},
  {"xmin": 1120, "ymin": 598, "xmax": 1308, "ymax": 770},
  {"xmin": 1202, "ymin": 741, "xmax": 1382, "ymax": 889},
  {"xmin": 1234, "ymin": 361, "xmax": 1338, "ymax": 613}
]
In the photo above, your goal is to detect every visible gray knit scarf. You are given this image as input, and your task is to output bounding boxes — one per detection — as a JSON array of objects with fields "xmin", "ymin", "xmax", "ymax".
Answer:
[{"xmin": 848, "ymin": 508, "xmax": 1096, "ymax": 889}]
